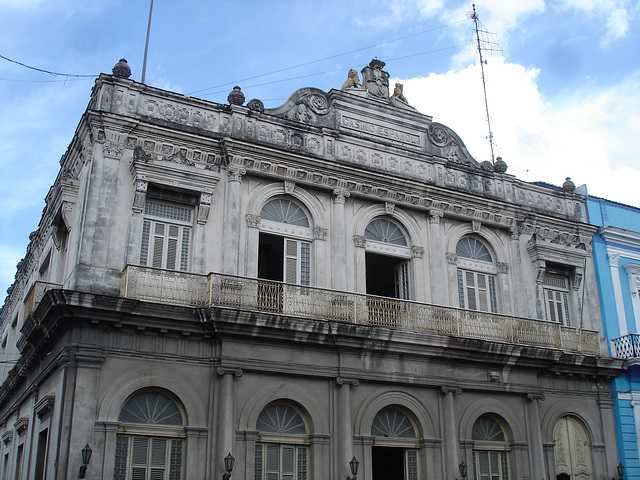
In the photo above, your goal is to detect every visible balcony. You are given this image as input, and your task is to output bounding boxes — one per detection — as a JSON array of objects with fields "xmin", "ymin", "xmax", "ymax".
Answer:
[
  {"xmin": 119, "ymin": 266, "xmax": 601, "ymax": 355},
  {"xmin": 612, "ymin": 334, "xmax": 640, "ymax": 359}
]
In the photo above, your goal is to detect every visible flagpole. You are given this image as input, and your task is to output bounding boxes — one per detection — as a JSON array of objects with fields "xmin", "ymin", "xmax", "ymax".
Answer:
[{"xmin": 141, "ymin": 0, "xmax": 154, "ymax": 84}]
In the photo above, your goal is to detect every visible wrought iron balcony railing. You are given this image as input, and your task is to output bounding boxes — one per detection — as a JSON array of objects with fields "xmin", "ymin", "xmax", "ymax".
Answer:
[
  {"xmin": 120, "ymin": 266, "xmax": 601, "ymax": 355},
  {"xmin": 612, "ymin": 334, "xmax": 640, "ymax": 359}
]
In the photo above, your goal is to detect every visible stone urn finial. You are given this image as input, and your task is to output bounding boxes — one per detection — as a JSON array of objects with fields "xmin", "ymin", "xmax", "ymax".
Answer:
[
  {"xmin": 562, "ymin": 177, "xmax": 576, "ymax": 193},
  {"xmin": 493, "ymin": 156, "xmax": 508, "ymax": 174},
  {"xmin": 228, "ymin": 86, "xmax": 245, "ymax": 106},
  {"xmin": 112, "ymin": 58, "xmax": 131, "ymax": 79}
]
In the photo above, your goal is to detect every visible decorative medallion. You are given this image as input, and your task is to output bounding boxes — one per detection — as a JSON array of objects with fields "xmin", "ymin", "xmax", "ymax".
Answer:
[
  {"xmin": 429, "ymin": 125, "xmax": 449, "ymax": 147},
  {"xmin": 247, "ymin": 98, "xmax": 264, "ymax": 112}
]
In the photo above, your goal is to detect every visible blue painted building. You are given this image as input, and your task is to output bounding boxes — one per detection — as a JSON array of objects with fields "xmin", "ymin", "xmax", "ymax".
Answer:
[{"xmin": 587, "ymin": 194, "xmax": 640, "ymax": 478}]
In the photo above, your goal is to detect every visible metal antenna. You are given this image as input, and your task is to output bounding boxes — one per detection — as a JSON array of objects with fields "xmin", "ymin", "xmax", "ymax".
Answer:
[
  {"xmin": 467, "ymin": 4, "xmax": 501, "ymax": 164},
  {"xmin": 141, "ymin": 0, "xmax": 154, "ymax": 84}
]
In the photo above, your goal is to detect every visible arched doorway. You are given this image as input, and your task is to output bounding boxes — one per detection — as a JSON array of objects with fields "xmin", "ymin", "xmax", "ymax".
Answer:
[
  {"xmin": 254, "ymin": 402, "xmax": 310, "ymax": 480},
  {"xmin": 553, "ymin": 416, "xmax": 592, "ymax": 480},
  {"xmin": 471, "ymin": 414, "xmax": 510, "ymax": 480},
  {"xmin": 371, "ymin": 407, "xmax": 419, "ymax": 480}
]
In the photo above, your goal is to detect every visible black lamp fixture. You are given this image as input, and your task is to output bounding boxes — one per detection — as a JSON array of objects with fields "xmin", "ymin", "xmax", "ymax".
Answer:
[
  {"xmin": 617, "ymin": 462, "xmax": 624, "ymax": 480},
  {"xmin": 79, "ymin": 443, "xmax": 92, "ymax": 479},
  {"xmin": 459, "ymin": 460, "xmax": 468, "ymax": 479},
  {"xmin": 222, "ymin": 452, "xmax": 235, "ymax": 480},
  {"xmin": 346, "ymin": 456, "xmax": 359, "ymax": 480}
]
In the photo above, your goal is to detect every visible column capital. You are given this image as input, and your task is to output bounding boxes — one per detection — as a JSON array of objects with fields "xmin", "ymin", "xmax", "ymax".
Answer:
[
  {"xmin": 333, "ymin": 188, "xmax": 350, "ymax": 204},
  {"xmin": 227, "ymin": 164, "xmax": 246, "ymax": 182},
  {"xmin": 216, "ymin": 367, "xmax": 243, "ymax": 377},
  {"xmin": 429, "ymin": 208, "xmax": 444, "ymax": 224},
  {"xmin": 353, "ymin": 235, "xmax": 367, "ymax": 248},
  {"xmin": 526, "ymin": 392, "xmax": 546, "ymax": 402},
  {"xmin": 336, "ymin": 377, "xmax": 360, "ymax": 386},
  {"xmin": 440, "ymin": 386, "xmax": 462, "ymax": 395}
]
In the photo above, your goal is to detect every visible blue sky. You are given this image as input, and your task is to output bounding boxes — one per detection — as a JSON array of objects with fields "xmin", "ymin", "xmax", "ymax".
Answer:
[{"xmin": 1, "ymin": 0, "xmax": 639, "ymax": 296}]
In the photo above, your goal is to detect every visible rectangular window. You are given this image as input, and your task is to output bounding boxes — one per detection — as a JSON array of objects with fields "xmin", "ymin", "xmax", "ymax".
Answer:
[
  {"xmin": 140, "ymin": 201, "xmax": 192, "ymax": 272},
  {"xmin": 114, "ymin": 435, "xmax": 183, "ymax": 480},
  {"xmin": 458, "ymin": 270, "xmax": 497, "ymax": 313},
  {"xmin": 255, "ymin": 444, "xmax": 308, "ymax": 480},
  {"xmin": 34, "ymin": 429, "xmax": 48, "ymax": 480},
  {"xmin": 543, "ymin": 273, "xmax": 570, "ymax": 326},
  {"xmin": 14, "ymin": 444, "xmax": 23, "ymax": 480}
]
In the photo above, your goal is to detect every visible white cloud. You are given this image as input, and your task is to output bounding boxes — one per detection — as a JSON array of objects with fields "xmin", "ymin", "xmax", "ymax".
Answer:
[
  {"xmin": 556, "ymin": 0, "xmax": 636, "ymax": 48},
  {"xmin": 396, "ymin": 59, "xmax": 640, "ymax": 207}
]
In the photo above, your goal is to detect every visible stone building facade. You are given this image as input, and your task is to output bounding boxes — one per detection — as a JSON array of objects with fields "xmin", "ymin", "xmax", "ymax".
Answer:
[{"xmin": 0, "ymin": 59, "xmax": 624, "ymax": 480}]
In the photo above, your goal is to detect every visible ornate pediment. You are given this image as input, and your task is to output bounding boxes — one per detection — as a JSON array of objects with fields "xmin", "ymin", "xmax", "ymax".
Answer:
[{"xmin": 265, "ymin": 87, "xmax": 334, "ymax": 128}]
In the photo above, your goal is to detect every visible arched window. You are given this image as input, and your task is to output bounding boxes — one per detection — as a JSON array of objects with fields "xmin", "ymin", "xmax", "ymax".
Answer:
[
  {"xmin": 255, "ymin": 403, "xmax": 309, "ymax": 480},
  {"xmin": 371, "ymin": 408, "xmax": 419, "ymax": 480},
  {"xmin": 364, "ymin": 218, "xmax": 411, "ymax": 301},
  {"xmin": 553, "ymin": 416, "xmax": 592, "ymax": 480},
  {"xmin": 471, "ymin": 415, "xmax": 510, "ymax": 480},
  {"xmin": 456, "ymin": 236, "xmax": 498, "ymax": 313},
  {"xmin": 365, "ymin": 219, "xmax": 407, "ymax": 246},
  {"xmin": 259, "ymin": 198, "xmax": 312, "ymax": 286},
  {"xmin": 114, "ymin": 390, "xmax": 185, "ymax": 480}
]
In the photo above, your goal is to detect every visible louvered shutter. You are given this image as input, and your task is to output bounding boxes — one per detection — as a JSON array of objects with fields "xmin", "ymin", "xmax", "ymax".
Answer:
[
  {"xmin": 131, "ymin": 437, "xmax": 149, "ymax": 479},
  {"xmin": 459, "ymin": 270, "xmax": 497, "ymax": 313},
  {"xmin": 394, "ymin": 261, "xmax": 410, "ymax": 300},
  {"xmin": 285, "ymin": 239, "xmax": 298, "ymax": 284},
  {"xmin": 283, "ymin": 239, "xmax": 311, "ymax": 286},
  {"xmin": 266, "ymin": 444, "xmax": 279, "ymax": 480}
]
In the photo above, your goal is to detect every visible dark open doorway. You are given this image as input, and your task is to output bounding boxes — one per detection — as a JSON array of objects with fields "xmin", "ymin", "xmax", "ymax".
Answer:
[
  {"xmin": 366, "ymin": 252, "xmax": 403, "ymax": 297},
  {"xmin": 258, "ymin": 232, "xmax": 284, "ymax": 281},
  {"xmin": 372, "ymin": 446, "xmax": 405, "ymax": 480}
]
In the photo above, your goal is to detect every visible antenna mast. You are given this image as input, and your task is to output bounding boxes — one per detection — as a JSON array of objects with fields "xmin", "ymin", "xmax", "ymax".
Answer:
[{"xmin": 468, "ymin": 4, "xmax": 500, "ymax": 164}]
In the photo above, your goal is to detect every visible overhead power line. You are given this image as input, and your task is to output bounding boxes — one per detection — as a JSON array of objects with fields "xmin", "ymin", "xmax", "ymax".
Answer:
[
  {"xmin": 187, "ymin": 18, "xmax": 468, "ymax": 96},
  {"xmin": 0, "ymin": 54, "xmax": 97, "ymax": 78},
  {"xmin": 195, "ymin": 43, "xmax": 473, "ymax": 100}
]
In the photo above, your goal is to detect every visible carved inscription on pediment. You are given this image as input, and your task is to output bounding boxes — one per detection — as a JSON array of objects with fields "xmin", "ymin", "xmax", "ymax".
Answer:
[{"xmin": 340, "ymin": 115, "xmax": 422, "ymax": 148}]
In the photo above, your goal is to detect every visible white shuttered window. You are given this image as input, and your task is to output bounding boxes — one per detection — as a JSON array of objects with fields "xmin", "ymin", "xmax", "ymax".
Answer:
[{"xmin": 140, "ymin": 201, "xmax": 192, "ymax": 271}]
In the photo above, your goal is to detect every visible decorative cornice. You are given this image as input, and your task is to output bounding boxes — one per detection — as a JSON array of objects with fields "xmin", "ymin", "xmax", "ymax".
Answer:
[{"xmin": 34, "ymin": 395, "xmax": 55, "ymax": 419}]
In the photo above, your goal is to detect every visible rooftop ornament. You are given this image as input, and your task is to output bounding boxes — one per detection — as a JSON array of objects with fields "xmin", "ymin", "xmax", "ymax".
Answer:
[
  {"xmin": 493, "ymin": 156, "xmax": 508, "ymax": 174},
  {"xmin": 228, "ymin": 86, "xmax": 245, "ymax": 106},
  {"xmin": 562, "ymin": 177, "xmax": 576, "ymax": 194},
  {"xmin": 112, "ymin": 58, "xmax": 131, "ymax": 79}
]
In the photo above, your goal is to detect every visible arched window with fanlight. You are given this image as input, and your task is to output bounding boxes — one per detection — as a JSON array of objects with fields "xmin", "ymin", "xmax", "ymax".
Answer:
[
  {"xmin": 456, "ymin": 236, "xmax": 498, "ymax": 313},
  {"xmin": 258, "ymin": 198, "xmax": 312, "ymax": 286},
  {"xmin": 254, "ymin": 403, "xmax": 309, "ymax": 480},
  {"xmin": 113, "ymin": 390, "xmax": 186, "ymax": 480},
  {"xmin": 370, "ymin": 407, "xmax": 420, "ymax": 480},
  {"xmin": 471, "ymin": 414, "xmax": 510, "ymax": 480},
  {"xmin": 364, "ymin": 218, "xmax": 411, "ymax": 300}
]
